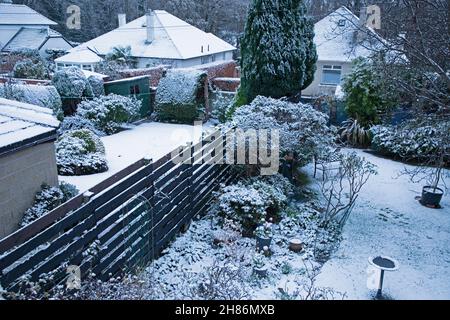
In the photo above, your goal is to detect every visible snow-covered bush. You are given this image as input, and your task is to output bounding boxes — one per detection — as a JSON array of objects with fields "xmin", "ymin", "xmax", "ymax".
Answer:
[
  {"xmin": 371, "ymin": 119, "xmax": 450, "ymax": 162},
  {"xmin": 342, "ymin": 57, "xmax": 399, "ymax": 127},
  {"xmin": 106, "ymin": 46, "xmax": 137, "ymax": 68},
  {"xmin": 155, "ymin": 69, "xmax": 207, "ymax": 123},
  {"xmin": 95, "ymin": 61, "xmax": 123, "ymax": 81},
  {"xmin": 20, "ymin": 182, "xmax": 79, "ymax": 227},
  {"xmin": 75, "ymin": 94, "xmax": 141, "ymax": 134},
  {"xmin": 211, "ymin": 91, "xmax": 234, "ymax": 123},
  {"xmin": 215, "ymin": 175, "xmax": 291, "ymax": 235},
  {"xmin": 56, "ymin": 129, "xmax": 108, "ymax": 176},
  {"xmin": 13, "ymin": 58, "xmax": 47, "ymax": 80},
  {"xmin": 87, "ymin": 76, "xmax": 105, "ymax": 97},
  {"xmin": 0, "ymin": 83, "xmax": 63, "ymax": 119},
  {"xmin": 216, "ymin": 182, "xmax": 267, "ymax": 234},
  {"xmin": 58, "ymin": 115, "xmax": 104, "ymax": 136},
  {"xmin": 254, "ymin": 221, "xmax": 274, "ymax": 238},
  {"xmin": 231, "ymin": 96, "xmax": 337, "ymax": 166},
  {"xmin": 250, "ymin": 178, "xmax": 290, "ymax": 222},
  {"xmin": 52, "ymin": 67, "xmax": 93, "ymax": 99}
]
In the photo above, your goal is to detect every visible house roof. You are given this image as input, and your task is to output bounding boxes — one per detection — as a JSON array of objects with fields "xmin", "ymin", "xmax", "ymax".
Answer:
[
  {"xmin": 1, "ymin": 27, "xmax": 67, "ymax": 52},
  {"xmin": 0, "ymin": 3, "xmax": 57, "ymax": 26},
  {"xmin": 66, "ymin": 10, "xmax": 236, "ymax": 61},
  {"xmin": 314, "ymin": 6, "xmax": 376, "ymax": 63},
  {"xmin": 0, "ymin": 98, "xmax": 59, "ymax": 157},
  {"xmin": 55, "ymin": 48, "xmax": 104, "ymax": 64}
]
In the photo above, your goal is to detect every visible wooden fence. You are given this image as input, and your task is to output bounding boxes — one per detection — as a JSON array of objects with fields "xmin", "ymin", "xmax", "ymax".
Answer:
[{"xmin": 0, "ymin": 131, "xmax": 239, "ymax": 294}]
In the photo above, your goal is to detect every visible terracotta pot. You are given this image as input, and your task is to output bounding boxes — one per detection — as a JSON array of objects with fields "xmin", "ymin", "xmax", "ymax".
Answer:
[{"xmin": 289, "ymin": 239, "xmax": 304, "ymax": 253}]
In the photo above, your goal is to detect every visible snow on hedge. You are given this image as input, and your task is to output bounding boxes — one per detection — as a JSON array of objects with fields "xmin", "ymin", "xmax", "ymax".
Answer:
[
  {"xmin": 56, "ymin": 129, "xmax": 108, "ymax": 176},
  {"xmin": 155, "ymin": 69, "xmax": 207, "ymax": 123},
  {"xmin": 0, "ymin": 83, "xmax": 62, "ymax": 118},
  {"xmin": 52, "ymin": 66, "xmax": 93, "ymax": 98},
  {"xmin": 371, "ymin": 119, "xmax": 450, "ymax": 161},
  {"xmin": 76, "ymin": 94, "xmax": 141, "ymax": 135},
  {"xmin": 20, "ymin": 182, "xmax": 79, "ymax": 227}
]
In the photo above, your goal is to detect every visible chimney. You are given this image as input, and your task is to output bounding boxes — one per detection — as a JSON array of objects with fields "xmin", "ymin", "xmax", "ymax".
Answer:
[
  {"xmin": 357, "ymin": 6, "xmax": 368, "ymax": 42},
  {"xmin": 118, "ymin": 14, "xmax": 126, "ymax": 27},
  {"xmin": 146, "ymin": 10, "xmax": 155, "ymax": 44}
]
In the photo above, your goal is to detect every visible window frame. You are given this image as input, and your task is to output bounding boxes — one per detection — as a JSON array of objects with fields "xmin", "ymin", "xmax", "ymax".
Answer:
[{"xmin": 320, "ymin": 65, "xmax": 343, "ymax": 86}]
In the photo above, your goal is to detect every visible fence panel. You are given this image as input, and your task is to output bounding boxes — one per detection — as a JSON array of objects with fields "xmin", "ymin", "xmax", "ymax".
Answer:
[{"xmin": 0, "ymin": 131, "xmax": 239, "ymax": 294}]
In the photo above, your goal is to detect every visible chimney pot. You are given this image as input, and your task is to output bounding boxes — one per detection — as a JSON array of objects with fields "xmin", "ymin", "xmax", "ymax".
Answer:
[
  {"xmin": 357, "ymin": 7, "xmax": 368, "ymax": 42},
  {"xmin": 118, "ymin": 14, "xmax": 126, "ymax": 27},
  {"xmin": 146, "ymin": 10, "xmax": 155, "ymax": 44}
]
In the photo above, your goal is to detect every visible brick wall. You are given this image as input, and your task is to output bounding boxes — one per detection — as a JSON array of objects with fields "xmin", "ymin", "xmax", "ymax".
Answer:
[
  {"xmin": 195, "ymin": 60, "xmax": 239, "ymax": 80},
  {"xmin": 212, "ymin": 77, "xmax": 241, "ymax": 92},
  {"xmin": 119, "ymin": 66, "xmax": 168, "ymax": 87},
  {"xmin": 0, "ymin": 142, "xmax": 59, "ymax": 239}
]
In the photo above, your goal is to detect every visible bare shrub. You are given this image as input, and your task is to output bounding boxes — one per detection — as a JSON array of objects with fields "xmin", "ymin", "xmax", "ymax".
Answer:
[{"xmin": 320, "ymin": 152, "xmax": 377, "ymax": 229}]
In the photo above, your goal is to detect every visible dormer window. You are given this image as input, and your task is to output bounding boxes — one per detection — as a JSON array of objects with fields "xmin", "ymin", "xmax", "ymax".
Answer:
[{"xmin": 338, "ymin": 19, "xmax": 346, "ymax": 27}]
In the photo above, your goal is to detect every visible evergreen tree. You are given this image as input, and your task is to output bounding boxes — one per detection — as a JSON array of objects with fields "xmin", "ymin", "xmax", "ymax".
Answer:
[{"xmin": 235, "ymin": 0, "xmax": 317, "ymax": 107}]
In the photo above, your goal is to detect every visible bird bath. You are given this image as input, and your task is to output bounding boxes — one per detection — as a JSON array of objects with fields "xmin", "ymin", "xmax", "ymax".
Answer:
[{"xmin": 368, "ymin": 256, "xmax": 399, "ymax": 299}]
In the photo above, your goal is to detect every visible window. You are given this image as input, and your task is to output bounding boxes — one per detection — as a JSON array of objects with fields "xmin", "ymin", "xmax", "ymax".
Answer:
[
  {"xmin": 338, "ymin": 19, "xmax": 346, "ymax": 27},
  {"xmin": 82, "ymin": 64, "xmax": 93, "ymax": 71},
  {"xmin": 321, "ymin": 65, "xmax": 342, "ymax": 86},
  {"xmin": 201, "ymin": 55, "xmax": 210, "ymax": 64}
]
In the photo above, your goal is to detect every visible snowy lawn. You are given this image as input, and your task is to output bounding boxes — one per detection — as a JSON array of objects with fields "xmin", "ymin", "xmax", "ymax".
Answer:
[
  {"xmin": 60, "ymin": 122, "xmax": 211, "ymax": 192},
  {"xmin": 315, "ymin": 149, "xmax": 450, "ymax": 300}
]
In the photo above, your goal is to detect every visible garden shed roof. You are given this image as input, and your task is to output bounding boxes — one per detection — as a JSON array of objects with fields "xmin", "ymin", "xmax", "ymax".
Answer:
[{"xmin": 0, "ymin": 98, "xmax": 59, "ymax": 156}]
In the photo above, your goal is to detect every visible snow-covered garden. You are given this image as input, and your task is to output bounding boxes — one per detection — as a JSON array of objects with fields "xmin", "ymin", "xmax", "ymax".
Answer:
[{"xmin": 0, "ymin": 0, "xmax": 448, "ymax": 303}]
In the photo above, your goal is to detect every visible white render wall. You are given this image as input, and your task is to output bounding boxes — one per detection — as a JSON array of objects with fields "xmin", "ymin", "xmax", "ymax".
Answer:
[
  {"xmin": 302, "ymin": 60, "xmax": 352, "ymax": 98},
  {"xmin": 136, "ymin": 50, "xmax": 235, "ymax": 69}
]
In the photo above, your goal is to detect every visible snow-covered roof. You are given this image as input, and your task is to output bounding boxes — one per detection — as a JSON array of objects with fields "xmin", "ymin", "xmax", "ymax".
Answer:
[
  {"xmin": 81, "ymin": 69, "xmax": 108, "ymax": 79},
  {"xmin": 314, "ymin": 6, "xmax": 377, "ymax": 63},
  {"xmin": 105, "ymin": 75, "xmax": 149, "ymax": 84},
  {"xmin": 0, "ymin": 98, "xmax": 59, "ymax": 155},
  {"xmin": 1, "ymin": 27, "xmax": 65, "ymax": 52},
  {"xmin": 67, "ymin": 10, "xmax": 236, "ymax": 60},
  {"xmin": 55, "ymin": 48, "xmax": 104, "ymax": 64},
  {"xmin": 0, "ymin": 3, "xmax": 57, "ymax": 26}
]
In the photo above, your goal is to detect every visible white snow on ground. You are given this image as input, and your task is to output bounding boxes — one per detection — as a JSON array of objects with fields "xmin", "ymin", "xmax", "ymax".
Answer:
[
  {"xmin": 60, "ymin": 122, "xmax": 212, "ymax": 192},
  {"xmin": 315, "ymin": 149, "xmax": 450, "ymax": 300}
]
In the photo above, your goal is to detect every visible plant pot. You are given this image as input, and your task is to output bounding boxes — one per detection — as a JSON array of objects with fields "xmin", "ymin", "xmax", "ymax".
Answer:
[
  {"xmin": 256, "ymin": 236, "xmax": 272, "ymax": 252},
  {"xmin": 421, "ymin": 186, "xmax": 444, "ymax": 207},
  {"xmin": 289, "ymin": 239, "xmax": 304, "ymax": 253},
  {"xmin": 253, "ymin": 266, "xmax": 268, "ymax": 278}
]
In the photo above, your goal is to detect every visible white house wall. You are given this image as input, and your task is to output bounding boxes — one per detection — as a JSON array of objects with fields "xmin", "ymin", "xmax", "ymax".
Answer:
[
  {"xmin": 136, "ymin": 51, "xmax": 235, "ymax": 69},
  {"xmin": 302, "ymin": 60, "xmax": 352, "ymax": 98}
]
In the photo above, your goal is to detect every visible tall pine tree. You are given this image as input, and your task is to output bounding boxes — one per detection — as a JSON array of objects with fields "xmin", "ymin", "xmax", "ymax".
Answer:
[{"xmin": 236, "ymin": 0, "xmax": 317, "ymax": 107}]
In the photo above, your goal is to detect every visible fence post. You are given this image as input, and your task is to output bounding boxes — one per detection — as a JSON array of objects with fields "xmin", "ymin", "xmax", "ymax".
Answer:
[
  {"xmin": 181, "ymin": 142, "xmax": 195, "ymax": 233},
  {"xmin": 143, "ymin": 156, "xmax": 156, "ymax": 265}
]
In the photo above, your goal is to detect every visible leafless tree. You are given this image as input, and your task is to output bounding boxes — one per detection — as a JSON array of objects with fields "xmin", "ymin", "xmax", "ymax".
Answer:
[
  {"xmin": 319, "ymin": 152, "xmax": 377, "ymax": 229},
  {"xmin": 336, "ymin": 0, "xmax": 449, "ymax": 112}
]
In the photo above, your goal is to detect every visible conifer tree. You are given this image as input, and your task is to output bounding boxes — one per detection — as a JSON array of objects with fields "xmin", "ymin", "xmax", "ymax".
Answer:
[{"xmin": 236, "ymin": 0, "xmax": 317, "ymax": 107}]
